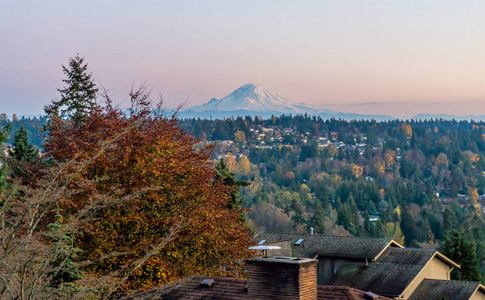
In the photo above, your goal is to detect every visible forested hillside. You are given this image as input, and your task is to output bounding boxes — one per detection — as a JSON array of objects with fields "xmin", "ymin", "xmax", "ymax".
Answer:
[
  {"xmin": 181, "ymin": 115, "xmax": 485, "ymax": 279},
  {"xmin": 5, "ymin": 112, "xmax": 485, "ymax": 282}
]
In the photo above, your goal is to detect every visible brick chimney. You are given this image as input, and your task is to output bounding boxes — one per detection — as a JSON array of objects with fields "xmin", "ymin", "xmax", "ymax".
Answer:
[{"xmin": 246, "ymin": 257, "xmax": 318, "ymax": 300}]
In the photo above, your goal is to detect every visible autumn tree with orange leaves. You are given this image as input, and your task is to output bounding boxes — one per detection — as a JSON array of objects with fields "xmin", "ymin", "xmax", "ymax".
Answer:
[
  {"xmin": 44, "ymin": 87, "xmax": 254, "ymax": 294},
  {"xmin": 0, "ymin": 59, "xmax": 253, "ymax": 299}
]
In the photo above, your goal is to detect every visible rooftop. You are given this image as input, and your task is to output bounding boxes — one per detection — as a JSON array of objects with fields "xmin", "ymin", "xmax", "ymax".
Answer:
[
  {"xmin": 329, "ymin": 248, "xmax": 460, "ymax": 298},
  {"xmin": 409, "ymin": 279, "xmax": 485, "ymax": 300},
  {"xmin": 255, "ymin": 232, "xmax": 403, "ymax": 260},
  {"xmin": 329, "ymin": 263, "xmax": 423, "ymax": 297},
  {"xmin": 377, "ymin": 248, "xmax": 437, "ymax": 265},
  {"xmin": 377, "ymin": 248, "xmax": 459, "ymax": 268},
  {"xmin": 121, "ymin": 275, "xmax": 393, "ymax": 300}
]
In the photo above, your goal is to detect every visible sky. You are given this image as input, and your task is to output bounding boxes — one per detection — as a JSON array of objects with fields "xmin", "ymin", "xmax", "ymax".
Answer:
[{"xmin": 1, "ymin": 0, "xmax": 484, "ymax": 118}]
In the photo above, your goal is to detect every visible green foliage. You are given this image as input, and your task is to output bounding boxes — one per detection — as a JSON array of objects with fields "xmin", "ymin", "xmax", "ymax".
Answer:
[
  {"xmin": 10, "ymin": 126, "xmax": 39, "ymax": 162},
  {"xmin": 47, "ymin": 206, "xmax": 83, "ymax": 286},
  {"xmin": 15, "ymin": 111, "xmax": 485, "ymax": 280},
  {"xmin": 290, "ymin": 198, "xmax": 306, "ymax": 228},
  {"xmin": 0, "ymin": 116, "xmax": 47, "ymax": 147},
  {"xmin": 215, "ymin": 158, "xmax": 250, "ymax": 210},
  {"xmin": 308, "ymin": 202, "xmax": 326, "ymax": 234},
  {"xmin": 440, "ymin": 230, "xmax": 482, "ymax": 282},
  {"xmin": 44, "ymin": 55, "xmax": 98, "ymax": 128}
]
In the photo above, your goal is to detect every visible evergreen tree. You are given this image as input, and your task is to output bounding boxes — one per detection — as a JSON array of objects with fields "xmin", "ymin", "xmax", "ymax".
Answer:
[
  {"xmin": 10, "ymin": 126, "xmax": 39, "ymax": 162},
  {"xmin": 215, "ymin": 158, "xmax": 250, "ymax": 210},
  {"xmin": 440, "ymin": 230, "xmax": 481, "ymax": 282},
  {"xmin": 309, "ymin": 202, "xmax": 326, "ymax": 234},
  {"xmin": 290, "ymin": 199, "xmax": 306, "ymax": 228},
  {"xmin": 401, "ymin": 208, "xmax": 419, "ymax": 246},
  {"xmin": 45, "ymin": 55, "xmax": 98, "ymax": 128}
]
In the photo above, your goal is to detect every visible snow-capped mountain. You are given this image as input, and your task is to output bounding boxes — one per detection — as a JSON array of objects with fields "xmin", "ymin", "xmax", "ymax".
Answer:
[
  {"xmin": 188, "ymin": 83, "xmax": 313, "ymax": 114},
  {"xmin": 180, "ymin": 84, "xmax": 393, "ymax": 121}
]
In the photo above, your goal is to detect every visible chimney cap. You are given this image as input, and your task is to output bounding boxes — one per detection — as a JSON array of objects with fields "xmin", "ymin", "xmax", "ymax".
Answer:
[
  {"xmin": 200, "ymin": 279, "xmax": 214, "ymax": 287},
  {"xmin": 248, "ymin": 245, "xmax": 281, "ymax": 250},
  {"xmin": 364, "ymin": 291, "xmax": 379, "ymax": 299},
  {"xmin": 247, "ymin": 256, "xmax": 317, "ymax": 266}
]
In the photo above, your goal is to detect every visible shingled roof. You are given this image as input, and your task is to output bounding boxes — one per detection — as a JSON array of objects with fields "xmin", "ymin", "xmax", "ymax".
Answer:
[
  {"xmin": 122, "ymin": 275, "xmax": 392, "ymax": 300},
  {"xmin": 378, "ymin": 247, "xmax": 459, "ymax": 268},
  {"xmin": 255, "ymin": 232, "xmax": 403, "ymax": 259},
  {"xmin": 409, "ymin": 279, "xmax": 485, "ymax": 300},
  {"xmin": 329, "ymin": 263, "xmax": 424, "ymax": 297},
  {"xmin": 378, "ymin": 248, "xmax": 436, "ymax": 265},
  {"xmin": 329, "ymin": 248, "xmax": 460, "ymax": 298}
]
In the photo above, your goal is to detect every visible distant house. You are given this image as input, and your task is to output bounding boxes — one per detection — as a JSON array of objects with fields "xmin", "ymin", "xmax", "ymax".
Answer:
[
  {"xmin": 369, "ymin": 215, "xmax": 380, "ymax": 222},
  {"xmin": 125, "ymin": 233, "xmax": 482, "ymax": 300},
  {"xmin": 255, "ymin": 232, "xmax": 479, "ymax": 300},
  {"xmin": 330, "ymin": 248, "xmax": 459, "ymax": 299},
  {"xmin": 255, "ymin": 233, "xmax": 403, "ymax": 285},
  {"xmin": 123, "ymin": 257, "xmax": 392, "ymax": 300}
]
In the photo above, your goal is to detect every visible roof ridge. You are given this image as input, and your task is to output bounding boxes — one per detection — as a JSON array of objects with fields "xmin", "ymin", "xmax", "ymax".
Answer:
[
  {"xmin": 370, "ymin": 262, "xmax": 425, "ymax": 267},
  {"xmin": 390, "ymin": 248, "xmax": 436, "ymax": 252},
  {"xmin": 262, "ymin": 232, "xmax": 391, "ymax": 240},
  {"xmin": 423, "ymin": 278, "xmax": 481, "ymax": 285}
]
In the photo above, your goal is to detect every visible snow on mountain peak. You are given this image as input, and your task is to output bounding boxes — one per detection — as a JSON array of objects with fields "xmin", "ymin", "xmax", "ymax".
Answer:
[
  {"xmin": 182, "ymin": 84, "xmax": 395, "ymax": 121},
  {"xmin": 190, "ymin": 83, "xmax": 308, "ymax": 113}
]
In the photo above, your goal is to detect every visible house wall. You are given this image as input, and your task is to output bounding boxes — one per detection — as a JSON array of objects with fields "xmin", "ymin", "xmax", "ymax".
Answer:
[
  {"xmin": 402, "ymin": 258, "xmax": 452, "ymax": 299},
  {"xmin": 317, "ymin": 258, "xmax": 364, "ymax": 285},
  {"xmin": 471, "ymin": 290, "xmax": 485, "ymax": 300}
]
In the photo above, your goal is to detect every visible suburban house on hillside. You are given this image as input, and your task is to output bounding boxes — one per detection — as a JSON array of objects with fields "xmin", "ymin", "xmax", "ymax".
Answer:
[
  {"xmin": 254, "ymin": 233, "xmax": 403, "ymax": 285},
  {"xmin": 122, "ymin": 257, "xmax": 393, "ymax": 300},
  {"xmin": 123, "ymin": 233, "xmax": 485, "ymax": 300},
  {"xmin": 254, "ymin": 232, "xmax": 485, "ymax": 300}
]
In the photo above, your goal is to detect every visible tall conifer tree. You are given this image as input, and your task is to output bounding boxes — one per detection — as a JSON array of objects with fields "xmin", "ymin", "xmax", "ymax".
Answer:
[
  {"xmin": 440, "ymin": 230, "xmax": 482, "ymax": 282},
  {"xmin": 215, "ymin": 158, "xmax": 249, "ymax": 210},
  {"xmin": 10, "ymin": 126, "xmax": 38, "ymax": 162},
  {"xmin": 45, "ymin": 55, "xmax": 98, "ymax": 128}
]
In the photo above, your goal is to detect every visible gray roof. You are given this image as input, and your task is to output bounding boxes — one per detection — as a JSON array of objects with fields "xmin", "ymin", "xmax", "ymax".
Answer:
[
  {"xmin": 377, "ymin": 248, "xmax": 436, "ymax": 265},
  {"xmin": 329, "ymin": 263, "xmax": 424, "ymax": 297},
  {"xmin": 409, "ymin": 279, "xmax": 483, "ymax": 300},
  {"xmin": 255, "ymin": 232, "xmax": 401, "ymax": 259},
  {"xmin": 328, "ymin": 248, "xmax": 454, "ymax": 297}
]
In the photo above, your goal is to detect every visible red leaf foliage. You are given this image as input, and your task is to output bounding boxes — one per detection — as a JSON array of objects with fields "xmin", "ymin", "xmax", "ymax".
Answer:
[{"xmin": 44, "ymin": 94, "xmax": 254, "ymax": 292}]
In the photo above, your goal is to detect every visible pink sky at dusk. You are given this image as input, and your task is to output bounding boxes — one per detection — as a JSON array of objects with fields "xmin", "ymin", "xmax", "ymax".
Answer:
[{"xmin": 1, "ymin": 0, "xmax": 484, "ymax": 118}]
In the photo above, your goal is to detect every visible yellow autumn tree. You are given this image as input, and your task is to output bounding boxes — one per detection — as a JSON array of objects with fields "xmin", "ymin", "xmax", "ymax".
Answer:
[
  {"xmin": 384, "ymin": 222, "xmax": 405, "ymax": 245},
  {"xmin": 351, "ymin": 164, "xmax": 363, "ymax": 178},
  {"xmin": 468, "ymin": 187, "xmax": 479, "ymax": 205},
  {"xmin": 384, "ymin": 150, "xmax": 396, "ymax": 167},
  {"xmin": 401, "ymin": 123, "xmax": 412, "ymax": 137},
  {"xmin": 225, "ymin": 153, "xmax": 237, "ymax": 171},
  {"xmin": 234, "ymin": 130, "xmax": 246, "ymax": 143},
  {"xmin": 237, "ymin": 155, "xmax": 251, "ymax": 176},
  {"xmin": 435, "ymin": 153, "xmax": 449, "ymax": 167}
]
